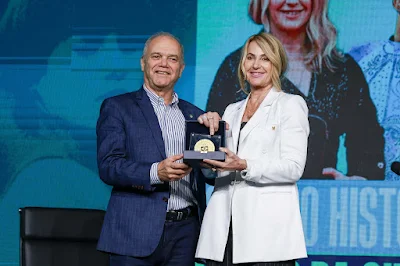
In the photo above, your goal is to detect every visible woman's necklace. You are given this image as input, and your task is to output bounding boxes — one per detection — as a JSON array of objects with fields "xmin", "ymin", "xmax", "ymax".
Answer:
[
  {"xmin": 244, "ymin": 101, "xmax": 260, "ymax": 120},
  {"xmin": 243, "ymin": 90, "xmax": 269, "ymax": 121}
]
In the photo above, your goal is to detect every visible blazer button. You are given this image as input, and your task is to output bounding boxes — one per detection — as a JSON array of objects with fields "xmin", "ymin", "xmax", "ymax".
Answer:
[{"xmin": 162, "ymin": 197, "xmax": 168, "ymax": 202}]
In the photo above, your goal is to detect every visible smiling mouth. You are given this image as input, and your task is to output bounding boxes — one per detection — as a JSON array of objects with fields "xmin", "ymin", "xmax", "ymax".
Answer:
[
  {"xmin": 280, "ymin": 10, "xmax": 303, "ymax": 15},
  {"xmin": 155, "ymin": 71, "xmax": 170, "ymax": 75},
  {"xmin": 250, "ymin": 72, "xmax": 265, "ymax": 77}
]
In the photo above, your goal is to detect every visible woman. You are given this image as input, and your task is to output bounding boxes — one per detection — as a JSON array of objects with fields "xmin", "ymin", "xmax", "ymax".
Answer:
[
  {"xmin": 196, "ymin": 33, "xmax": 308, "ymax": 265},
  {"xmin": 206, "ymin": 0, "xmax": 385, "ymax": 180}
]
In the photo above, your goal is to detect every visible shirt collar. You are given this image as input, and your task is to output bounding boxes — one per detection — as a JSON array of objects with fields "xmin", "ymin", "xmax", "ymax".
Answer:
[{"xmin": 143, "ymin": 84, "xmax": 179, "ymax": 106}]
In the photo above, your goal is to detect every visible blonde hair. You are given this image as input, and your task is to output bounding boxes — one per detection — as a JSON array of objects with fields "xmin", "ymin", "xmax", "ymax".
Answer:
[
  {"xmin": 248, "ymin": 0, "xmax": 341, "ymax": 72},
  {"xmin": 238, "ymin": 32, "xmax": 288, "ymax": 93}
]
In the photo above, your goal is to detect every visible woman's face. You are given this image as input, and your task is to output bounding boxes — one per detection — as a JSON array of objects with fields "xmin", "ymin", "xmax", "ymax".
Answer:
[
  {"xmin": 243, "ymin": 41, "xmax": 273, "ymax": 90},
  {"xmin": 267, "ymin": 0, "xmax": 312, "ymax": 33}
]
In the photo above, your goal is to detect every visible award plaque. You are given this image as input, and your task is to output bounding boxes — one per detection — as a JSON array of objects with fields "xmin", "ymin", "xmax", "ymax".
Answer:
[{"xmin": 183, "ymin": 120, "xmax": 226, "ymax": 167}]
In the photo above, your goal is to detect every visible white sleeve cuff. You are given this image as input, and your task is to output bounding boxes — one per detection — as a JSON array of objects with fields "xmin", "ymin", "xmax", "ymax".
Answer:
[
  {"xmin": 240, "ymin": 160, "xmax": 253, "ymax": 180},
  {"xmin": 150, "ymin": 163, "xmax": 164, "ymax": 184}
]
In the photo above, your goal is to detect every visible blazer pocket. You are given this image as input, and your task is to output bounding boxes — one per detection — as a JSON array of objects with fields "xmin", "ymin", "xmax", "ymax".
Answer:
[{"xmin": 260, "ymin": 186, "xmax": 292, "ymax": 194}]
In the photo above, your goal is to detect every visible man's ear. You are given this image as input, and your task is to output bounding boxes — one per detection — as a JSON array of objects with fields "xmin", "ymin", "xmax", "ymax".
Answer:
[
  {"xmin": 140, "ymin": 57, "xmax": 145, "ymax": 72},
  {"xmin": 179, "ymin": 63, "xmax": 185, "ymax": 78}
]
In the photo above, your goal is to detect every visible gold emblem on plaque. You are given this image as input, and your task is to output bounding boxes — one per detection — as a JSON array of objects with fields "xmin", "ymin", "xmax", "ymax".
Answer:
[{"xmin": 194, "ymin": 139, "xmax": 215, "ymax": 153}]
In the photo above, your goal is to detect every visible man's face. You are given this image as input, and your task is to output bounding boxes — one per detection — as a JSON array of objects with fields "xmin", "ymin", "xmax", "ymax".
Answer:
[
  {"xmin": 394, "ymin": 0, "xmax": 400, "ymax": 14},
  {"xmin": 141, "ymin": 36, "xmax": 185, "ymax": 92}
]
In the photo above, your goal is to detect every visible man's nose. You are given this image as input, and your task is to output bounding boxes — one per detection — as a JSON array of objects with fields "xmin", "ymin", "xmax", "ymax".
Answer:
[{"xmin": 160, "ymin": 56, "xmax": 168, "ymax": 66}]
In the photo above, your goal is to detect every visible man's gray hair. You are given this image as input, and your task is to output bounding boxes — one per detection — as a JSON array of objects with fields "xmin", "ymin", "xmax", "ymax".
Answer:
[{"xmin": 142, "ymin": 32, "xmax": 185, "ymax": 64}]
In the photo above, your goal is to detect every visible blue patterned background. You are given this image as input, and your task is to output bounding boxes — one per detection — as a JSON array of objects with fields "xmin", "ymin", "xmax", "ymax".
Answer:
[{"xmin": 0, "ymin": 0, "xmax": 399, "ymax": 265}]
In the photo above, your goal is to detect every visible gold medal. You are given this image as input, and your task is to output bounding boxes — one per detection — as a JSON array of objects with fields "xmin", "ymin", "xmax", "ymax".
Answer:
[{"xmin": 194, "ymin": 139, "xmax": 215, "ymax": 153}]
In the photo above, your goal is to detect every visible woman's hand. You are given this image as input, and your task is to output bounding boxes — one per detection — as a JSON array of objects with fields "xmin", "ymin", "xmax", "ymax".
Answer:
[
  {"xmin": 203, "ymin": 147, "xmax": 247, "ymax": 172},
  {"xmin": 198, "ymin": 112, "xmax": 228, "ymax": 135},
  {"xmin": 322, "ymin": 167, "xmax": 367, "ymax": 180}
]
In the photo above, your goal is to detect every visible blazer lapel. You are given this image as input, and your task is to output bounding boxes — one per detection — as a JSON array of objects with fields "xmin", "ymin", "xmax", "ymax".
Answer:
[
  {"xmin": 239, "ymin": 88, "xmax": 281, "ymax": 144},
  {"xmin": 231, "ymin": 99, "xmax": 247, "ymax": 154},
  {"xmin": 178, "ymin": 101, "xmax": 197, "ymax": 121},
  {"xmin": 135, "ymin": 88, "xmax": 166, "ymax": 159}
]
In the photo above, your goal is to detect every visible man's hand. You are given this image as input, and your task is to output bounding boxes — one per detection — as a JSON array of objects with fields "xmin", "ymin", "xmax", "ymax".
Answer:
[
  {"xmin": 197, "ymin": 112, "xmax": 227, "ymax": 135},
  {"xmin": 158, "ymin": 154, "xmax": 192, "ymax": 182},
  {"xmin": 322, "ymin": 167, "xmax": 366, "ymax": 180}
]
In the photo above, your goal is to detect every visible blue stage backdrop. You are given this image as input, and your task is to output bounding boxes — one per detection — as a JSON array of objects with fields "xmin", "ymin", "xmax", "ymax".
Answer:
[{"xmin": 0, "ymin": 0, "xmax": 399, "ymax": 265}]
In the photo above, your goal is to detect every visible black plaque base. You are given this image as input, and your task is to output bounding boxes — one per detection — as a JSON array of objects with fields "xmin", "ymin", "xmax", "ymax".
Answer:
[{"xmin": 183, "ymin": 150, "xmax": 226, "ymax": 168}]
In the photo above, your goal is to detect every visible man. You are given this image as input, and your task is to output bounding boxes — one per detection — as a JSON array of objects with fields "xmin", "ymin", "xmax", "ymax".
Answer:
[{"xmin": 96, "ymin": 32, "xmax": 216, "ymax": 265}]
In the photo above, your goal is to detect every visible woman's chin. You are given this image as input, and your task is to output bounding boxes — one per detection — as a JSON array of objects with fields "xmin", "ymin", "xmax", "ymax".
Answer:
[{"xmin": 248, "ymin": 81, "xmax": 271, "ymax": 89}]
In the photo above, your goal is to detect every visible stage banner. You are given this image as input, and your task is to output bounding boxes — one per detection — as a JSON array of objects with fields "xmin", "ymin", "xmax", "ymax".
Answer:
[{"xmin": 297, "ymin": 181, "xmax": 400, "ymax": 257}]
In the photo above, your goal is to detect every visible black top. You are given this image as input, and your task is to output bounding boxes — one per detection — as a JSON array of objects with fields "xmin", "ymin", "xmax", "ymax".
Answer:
[
  {"xmin": 236, "ymin": 122, "xmax": 247, "ymax": 153},
  {"xmin": 206, "ymin": 48, "xmax": 385, "ymax": 180},
  {"xmin": 240, "ymin": 121, "xmax": 247, "ymax": 130}
]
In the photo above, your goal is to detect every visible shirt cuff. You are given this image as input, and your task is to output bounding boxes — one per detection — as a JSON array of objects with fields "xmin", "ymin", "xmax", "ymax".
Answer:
[
  {"xmin": 240, "ymin": 161, "xmax": 252, "ymax": 180},
  {"xmin": 150, "ymin": 163, "xmax": 163, "ymax": 185}
]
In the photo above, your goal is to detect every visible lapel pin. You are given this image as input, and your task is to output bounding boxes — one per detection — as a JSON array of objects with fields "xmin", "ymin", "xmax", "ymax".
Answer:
[{"xmin": 189, "ymin": 114, "xmax": 193, "ymax": 118}]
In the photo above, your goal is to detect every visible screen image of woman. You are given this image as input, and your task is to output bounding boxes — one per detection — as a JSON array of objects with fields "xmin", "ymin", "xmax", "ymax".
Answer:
[{"xmin": 206, "ymin": 0, "xmax": 385, "ymax": 180}]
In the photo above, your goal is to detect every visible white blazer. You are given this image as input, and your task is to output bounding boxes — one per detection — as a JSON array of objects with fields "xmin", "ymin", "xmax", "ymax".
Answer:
[{"xmin": 196, "ymin": 88, "xmax": 309, "ymax": 264}]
